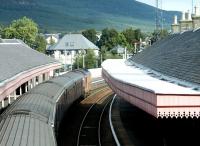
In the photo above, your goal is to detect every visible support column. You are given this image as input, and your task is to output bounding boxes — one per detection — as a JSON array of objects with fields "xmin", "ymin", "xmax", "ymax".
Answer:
[
  {"xmin": 8, "ymin": 95, "xmax": 11, "ymax": 104},
  {"xmin": 49, "ymin": 70, "xmax": 54, "ymax": 78},
  {"xmin": 45, "ymin": 72, "xmax": 50, "ymax": 81},
  {"xmin": 28, "ymin": 80, "xmax": 31, "ymax": 90},
  {"xmin": 19, "ymin": 86, "xmax": 22, "ymax": 96},
  {"xmin": 32, "ymin": 77, "xmax": 36, "ymax": 87},
  {"xmin": 1, "ymin": 100, "xmax": 4, "ymax": 108},
  {"xmin": 14, "ymin": 90, "xmax": 17, "ymax": 100},
  {"xmin": 25, "ymin": 82, "xmax": 28, "ymax": 92},
  {"xmin": 47, "ymin": 72, "xmax": 50, "ymax": 80},
  {"xmin": 38, "ymin": 74, "xmax": 43, "ymax": 84}
]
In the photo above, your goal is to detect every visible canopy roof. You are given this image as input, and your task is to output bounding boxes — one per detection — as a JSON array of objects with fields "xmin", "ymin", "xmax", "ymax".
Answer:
[
  {"xmin": 0, "ymin": 39, "xmax": 59, "ymax": 84},
  {"xmin": 131, "ymin": 30, "xmax": 200, "ymax": 88}
]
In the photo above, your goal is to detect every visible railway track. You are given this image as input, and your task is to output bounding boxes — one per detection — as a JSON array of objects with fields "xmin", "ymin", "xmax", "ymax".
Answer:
[
  {"xmin": 57, "ymin": 83, "xmax": 116, "ymax": 146},
  {"xmin": 91, "ymin": 78, "xmax": 107, "ymax": 91},
  {"xmin": 77, "ymin": 92, "xmax": 113, "ymax": 146}
]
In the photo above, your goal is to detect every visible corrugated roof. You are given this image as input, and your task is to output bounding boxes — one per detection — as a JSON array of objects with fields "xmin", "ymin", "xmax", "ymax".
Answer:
[
  {"xmin": 132, "ymin": 30, "xmax": 200, "ymax": 86},
  {"xmin": 47, "ymin": 34, "xmax": 99, "ymax": 51},
  {"xmin": 0, "ymin": 71, "xmax": 85, "ymax": 146},
  {"xmin": 0, "ymin": 114, "xmax": 56, "ymax": 146},
  {"xmin": 0, "ymin": 40, "xmax": 59, "ymax": 83}
]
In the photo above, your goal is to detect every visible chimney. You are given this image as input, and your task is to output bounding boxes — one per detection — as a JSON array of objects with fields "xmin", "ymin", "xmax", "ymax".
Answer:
[
  {"xmin": 188, "ymin": 10, "xmax": 192, "ymax": 20},
  {"xmin": 195, "ymin": 5, "xmax": 200, "ymax": 16},
  {"xmin": 182, "ymin": 11, "xmax": 185, "ymax": 20},
  {"xmin": 174, "ymin": 15, "xmax": 178, "ymax": 24},
  {"xmin": 185, "ymin": 11, "xmax": 189, "ymax": 20}
]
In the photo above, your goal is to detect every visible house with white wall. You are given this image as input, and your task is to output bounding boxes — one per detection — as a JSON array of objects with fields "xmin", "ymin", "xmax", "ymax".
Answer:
[{"xmin": 47, "ymin": 34, "xmax": 99, "ymax": 70}]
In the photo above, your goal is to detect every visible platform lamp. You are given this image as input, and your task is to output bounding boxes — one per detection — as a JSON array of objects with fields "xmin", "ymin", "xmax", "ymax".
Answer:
[
  {"xmin": 76, "ymin": 50, "xmax": 80, "ymax": 69},
  {"xmin": 82, "ymin": 49, "xmax": 86, "ymax": 69},
  {"xmin": 70, "ymin": 42, "xmax": 75, "ymax": 71}
]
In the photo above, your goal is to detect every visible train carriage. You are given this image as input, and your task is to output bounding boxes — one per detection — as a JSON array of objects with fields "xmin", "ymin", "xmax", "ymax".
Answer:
[{"xmin": 0, "ymin": 70, "xmax": 91, "ymax": 146}]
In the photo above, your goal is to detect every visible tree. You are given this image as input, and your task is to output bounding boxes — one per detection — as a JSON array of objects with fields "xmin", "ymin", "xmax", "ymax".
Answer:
[
  {"xmin": 2, "ymin": 17, "xmax": 38, "ymax": 48},
  {"xmin": 0, "ymin": 24, "xmax": 3, "ymax": 37},
  {"xmin": 35, "ymin": 35, "xmax": 47, "ymax": 53},
  {"xmin": 134, "ymin": 29, "xmax": 144, "ymax": 41},
  {"xmin": 85, "ymin": 49, "xmax": 97, "ymax": 69},
  {"xmin": 82, "ymin": 29, "xmax": 98, "ymax": 44},
  {"xmin": 74, "ymin": 54, "xmax": 83, "ymax": 69},
  {"xmin": 122, "ymin": 28, "xmax": 136, "ymax": 46},
  {"xmin": 116, "ymin": 33, "xmax": 128, "ymax": 47},
  {"xmin": 49, "ymin": 37, "xmax": 56, "ymax": 45},
  {"xmin": 74, "ymin": 49, "xmax": 97, "ymax": 69},
  {"xmin": 97, "ymin": 28, "xmax": 119, "ymax": 51},
  {"xmin": 151, "ymin": 29, "xmax": 169, "ymax": 44}
]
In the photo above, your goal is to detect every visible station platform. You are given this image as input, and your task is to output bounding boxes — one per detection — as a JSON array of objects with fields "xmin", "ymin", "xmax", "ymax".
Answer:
[{"xmin": 102, "ymin": 59, "xmax": 200, "ymax": 118}]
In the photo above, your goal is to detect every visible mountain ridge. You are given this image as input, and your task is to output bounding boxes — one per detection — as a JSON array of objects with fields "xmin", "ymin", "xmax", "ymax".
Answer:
[{"xmin": 0, "ymin": 0, "xmax": 181, "ymax": 32}]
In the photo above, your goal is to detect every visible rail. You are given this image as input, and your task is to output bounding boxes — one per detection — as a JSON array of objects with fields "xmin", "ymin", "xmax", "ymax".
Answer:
[{"xmin": 109, "ymin": 94, "xmax": 121, "ymax": 146}]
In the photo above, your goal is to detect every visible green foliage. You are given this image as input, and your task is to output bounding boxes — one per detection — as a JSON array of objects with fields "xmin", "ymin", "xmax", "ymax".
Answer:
[
  {"xmin": 1, "ymin": 17, "xmax": 48, "ymax": 54},
  {"xmin": 82, "ymin": 29, "xmax": 98, "ymax": 44},
  {"xmin": 122, "ymin": 28, "xmax": 135, "ymax": 45},
  {"xmin": 0, "ymin": 24, "xmax": 3, "ymax": 36},
  {"xmin": 2, "ymin": 17, "xmax": 38, "ymax": 48},
  {"xmin": 35, "ymin": 35, "xmax": 47, "ymax": 53},
  {"xmin": 116, "ymin": 33, "xmax": 128, "ymax": 47},
  {"xmin": 85, "ymin": 49, "xmax": 97, "ymax": 69},
  {"xmin": 104, "ymin": 51, "xmax": 122, "ymax": 59},
  {"xmin": 122, "ymin": 28, "xmax": 143, "ymax": 44},
  {"xmin": 98, "ymin": 28, "xmax": 119, "ymax": 51},
  {"xmin": 74, "ymin": 54, "xmax": 83, "ymax": 69},
  {"xmin": 49, "ymin": 37, "xmax": 56, "ymax": 45},
  {"xmin": 97, "ymin": 27, "xmax": 144, "ymax": 56},
  {"xmin": 134, "ymin": 29, "xmax": 144, "ymax": 41},
  {"xmin": 74, "ymin": 49, "xmax": 97, "ymax": 69},
  {"xmin": 151, "ymin": 29, "xmax": 169, "ymax": 44},
  {"xmin": 121, "ymin": 28, "xmax": 144, "ymax": 53}
]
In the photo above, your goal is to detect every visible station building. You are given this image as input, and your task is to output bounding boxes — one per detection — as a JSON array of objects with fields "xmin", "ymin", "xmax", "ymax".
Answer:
[
  {"xmin": 0, "ymin": 39, "xmax": 61, "ymax": 109},
  {"xmin": 47, "ymin": 34, "xmax": 99, "ymax": 70}
]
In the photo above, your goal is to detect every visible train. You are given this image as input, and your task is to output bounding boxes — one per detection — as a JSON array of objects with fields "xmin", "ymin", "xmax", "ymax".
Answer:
[{"xmin": 0, "ymin": 70, "xmax": 91, "ymax": 146}]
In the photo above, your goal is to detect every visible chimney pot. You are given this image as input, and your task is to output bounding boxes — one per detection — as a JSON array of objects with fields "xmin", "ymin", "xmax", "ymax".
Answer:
[
  {"xmin": 195, "ymin": 5, "xmax": 200, "ymax": 16},
  {"xmin": 182, "ymin": 11, "xmax": 185, "ymax": 20},
  {"xmin": 174, "ymin": 15, "xmax": 178, "ymax": 24}
]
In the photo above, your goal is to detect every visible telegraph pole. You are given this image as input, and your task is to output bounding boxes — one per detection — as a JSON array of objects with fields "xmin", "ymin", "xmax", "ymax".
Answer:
[
  {"xmin": 192, "ymin": 0, "xmax": 194, "ymax": 14},
  {"xmin": 155, "ymin": 0, "xmax": 159, "ymax": 31}
]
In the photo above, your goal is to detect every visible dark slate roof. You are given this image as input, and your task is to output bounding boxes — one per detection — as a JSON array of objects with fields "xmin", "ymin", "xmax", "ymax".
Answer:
[
  {"xmin": 0, "ymin": 39, "xmax": 59, "ymax": 83},
  {"xmin": 47, "ymin": 34, "xmax": 99, "ymax": 51},
  {"xmin": 131, "ymin": 30, "xmax": 200, "ymax": 86}
]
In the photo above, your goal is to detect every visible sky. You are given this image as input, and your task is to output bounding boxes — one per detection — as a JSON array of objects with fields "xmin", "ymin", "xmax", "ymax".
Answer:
[{"xmin": 136, "ymin": 0, "xmax": 200, "ymax": 12}]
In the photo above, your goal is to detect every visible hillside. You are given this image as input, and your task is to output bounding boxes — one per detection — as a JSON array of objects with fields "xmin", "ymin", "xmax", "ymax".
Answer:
[{"xmin": 0, "ymin": 0, "xmax": 181, "ymax": 32}]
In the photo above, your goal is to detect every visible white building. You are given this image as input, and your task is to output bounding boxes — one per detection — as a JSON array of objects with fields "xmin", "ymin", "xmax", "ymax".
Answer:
[
  {"xmin": 47, "ymin": 34, "xmax": 99, "ymax": 70},
  {"xmin": 45, "ymin": 34, "xmax": 60, "ymax": 44}
]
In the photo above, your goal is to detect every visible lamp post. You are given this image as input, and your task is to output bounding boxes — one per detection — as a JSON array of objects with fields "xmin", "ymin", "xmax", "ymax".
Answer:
[
  {"xmin": 64, "ymin": 50, "xmax": 67, "ymax": 71},
  {"xmin": 82, "ymin": 49, "xmax": 86, "ymax": 69},
  {"xmin": 71, "ymin": 51, "xmax": 73, "ymax": 71},
  {"xmin": 76, "ymin": 51, "xmax": 80, "ymax": 69},
  {"xmin": 69, "ymin": 41, "xmax": 75, "ymax": 71},
  {"xmin": 124, "ymin": 47, "xmax": 127, "ymax": 59}
]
